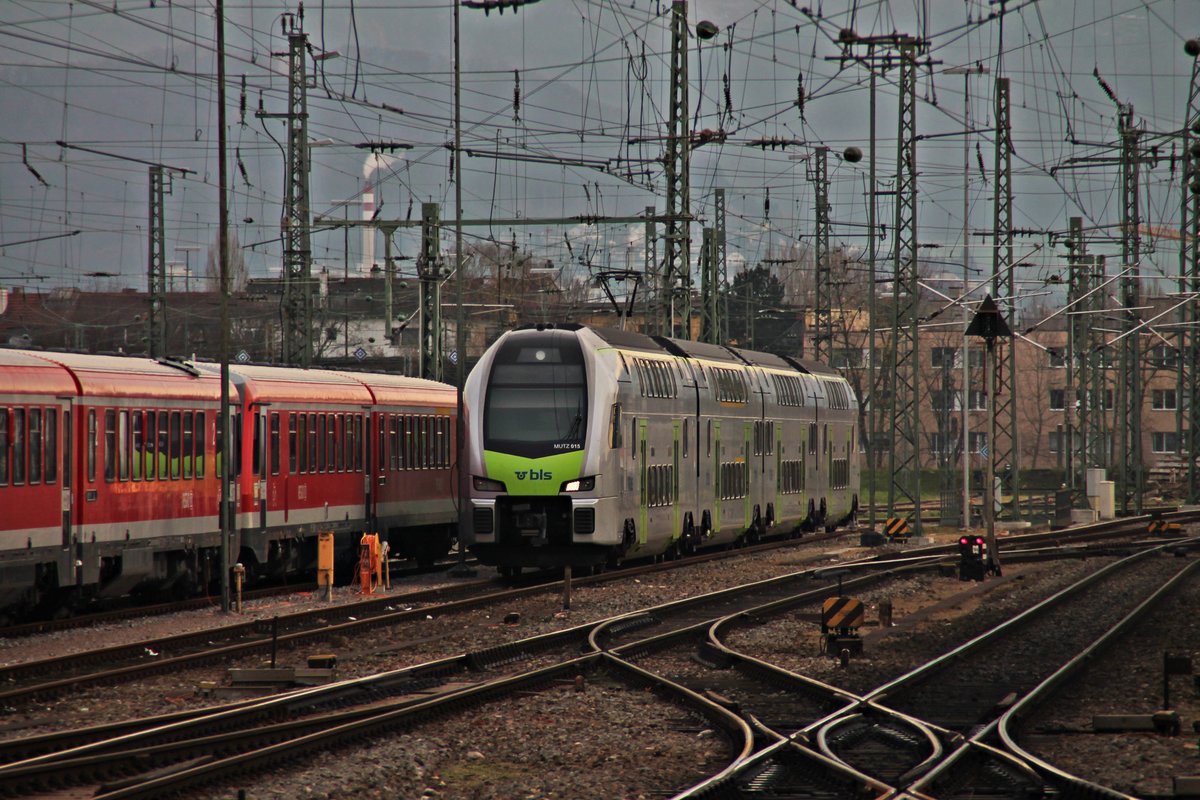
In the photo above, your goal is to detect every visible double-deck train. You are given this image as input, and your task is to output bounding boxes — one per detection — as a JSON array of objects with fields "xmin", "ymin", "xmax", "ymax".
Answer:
[
  {"xmin": 463, "ymin": 324, "xmax": 860, "ymax": 572},
  {"xmin": 0, "ymin": 349, "xmax": 457, "ymax": 620}
]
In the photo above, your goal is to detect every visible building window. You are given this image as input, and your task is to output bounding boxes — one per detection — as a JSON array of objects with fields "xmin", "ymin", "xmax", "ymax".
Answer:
[
  {"xmin": 931, "ymin": 347, "xmax": 958, "ymax": 368},
  {"xmin": 1047, "ymin": 348, "xmax": 1067, "ymax": 368},
  {"xmin": 969, "ymin": 432, "xmax": 988, "ymax": 453},
  {"xmin": 1048, "ymin": 389, "xmax": 1065, "ymax": 411},
  {"xmin": 967, "ymin": 390, "xmax": 987, "ymax": 411},
  {"xmin": 1147, "ymin": 344, "xmax": 1179, "ymax": 368},
  {"xmin": 1152, "ymin": 389, "xmax": 1177, "ymax": 411},
  {"xmin": 931, "ymin": 390, "xmax": 959, "ymax": 412},
  {"xmin": 1152, "ymin": 431, "xmax": 1180, "ymax": 453}
]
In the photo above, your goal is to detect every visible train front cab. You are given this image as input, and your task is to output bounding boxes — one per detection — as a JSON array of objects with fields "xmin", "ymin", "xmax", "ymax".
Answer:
[{"xmin": 465, "ymin": 328, "xmax": 619, "ymax": 570}]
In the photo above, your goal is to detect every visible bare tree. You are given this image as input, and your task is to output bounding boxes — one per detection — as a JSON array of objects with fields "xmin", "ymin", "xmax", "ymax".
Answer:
[{"xmin": 205, "ymin": 230, "xmax": 248, "ymax": 292}]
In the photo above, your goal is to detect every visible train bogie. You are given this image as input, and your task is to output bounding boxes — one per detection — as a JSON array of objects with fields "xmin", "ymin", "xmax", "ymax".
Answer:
[{"xmin": 464, "ymin": 325, "xmax": 860, "ymax": 571}]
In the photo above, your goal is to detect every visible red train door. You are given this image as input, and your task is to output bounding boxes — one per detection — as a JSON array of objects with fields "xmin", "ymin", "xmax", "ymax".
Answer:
[
  {"xmin": 60, "ymin": 402, "xmax": 72, "ymax": 550},
  {"xmin": 365, "ymin": 413, "xmax": 376, "ymax": 534},
  {"xmin": 258, "ymin": 411, "xmax": 268, "ymax": 530}
]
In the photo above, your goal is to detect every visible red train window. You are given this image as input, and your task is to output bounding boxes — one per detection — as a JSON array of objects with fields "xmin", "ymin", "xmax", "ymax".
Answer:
[
  {"xmin": 157, "ymin": 411, "xmax": 169, "ymax": 480},
  {"xmin": 326, "ymin": 415, "xmax": 336, "ymax": 473},
  {"xmin": 195, "ymin": 412, "xmax": 206, "ymax": 478},
  {"xmin": 307, "ymin": 413, "xmax": 318, "ymax": 474},
  {"xmin": 288, "ymin": 413, "xmax": 297, "ymax": 474},
  {"xmin": 170, "ymin": 412, "xmax": 182, "ymax": 480},
  {"xmin": 270, "ymin": 413, "xmax": 281, "ymax": 476},
  {"xmin": 0, "ymin": 408, "xmax": 9, "ymax": 486},
  {"xmin": 144, "ymin": 411, "xmax": 156, "ymax": 482},
  {"xmin": 117, "ymin": 410, "xmax": 129, "ymax": 481},
  {"xmin": 183, "ymin": 413, "xmax": 194, "ymax": 479},
  {"xmin": 29, "ymin": 408, "xmax": 43, "ymax": 485},
  {"xmin": 104, "ymin": 409, "xmax": 117, "ymax": 482},
  {"xmin": 87, "ymin": 409, "xmax": 96, "ymax": 484},
  {"xmin": 132, "ymin": 412, "xmax": 144, "ymax": 481},
  {"xmin": 297, "ymin": 413, "xmax": 307, "ymax": 474},
  {"xmin": 354, "ymin": 415, "xmax": 364, "ymax": 472}
]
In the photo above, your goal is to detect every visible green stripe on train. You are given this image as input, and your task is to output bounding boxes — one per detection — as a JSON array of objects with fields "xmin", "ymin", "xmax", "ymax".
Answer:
[{"xmin": 483, "ymin": 449, "xmax": 586, "ymax": 497}]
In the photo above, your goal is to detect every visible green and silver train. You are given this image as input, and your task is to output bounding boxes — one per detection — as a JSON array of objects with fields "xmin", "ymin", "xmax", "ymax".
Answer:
[{"xmin": 463, "ymin": 324, "xmax": 860, "ymax": 571}]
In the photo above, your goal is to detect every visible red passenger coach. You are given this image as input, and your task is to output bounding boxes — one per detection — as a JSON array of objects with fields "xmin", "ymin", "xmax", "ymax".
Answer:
[
  {"xmin": 1, "ymin": 348, "xmax": 459, "ymax": 621},
  {"xmin": 348, "ymin": 372, "xmax": 457, "ymax": 566},
  {"xmin": 1, "ymin": 350, "xmax": 223, "ymax": 617},
  {"xmin": 208, "ymin": 364, "xmax": 456, "ymax": 576},
  {"xmin": 0, "ymin": 350, "xmax": 76, "ymax": 614}
]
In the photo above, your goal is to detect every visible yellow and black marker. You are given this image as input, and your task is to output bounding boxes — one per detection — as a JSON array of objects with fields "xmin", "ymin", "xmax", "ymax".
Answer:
[
  {"xmin": 884, "ymin": 516, "xmax": 910, "ymax": 542},
  {"xmin": 821, "ymin": 595, "xmax": 865, "ymax": 655}
]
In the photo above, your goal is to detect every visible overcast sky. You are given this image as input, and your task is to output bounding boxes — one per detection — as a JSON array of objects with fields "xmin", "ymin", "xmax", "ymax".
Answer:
[{"xmin": 1, "ymin": 0, "xmax": 1197, "ymax": 310}]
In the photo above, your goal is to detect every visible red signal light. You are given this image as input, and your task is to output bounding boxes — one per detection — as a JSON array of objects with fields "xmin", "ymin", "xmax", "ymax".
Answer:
[
  {"xmin": 974, "ymin": 537, "xmax": 985, "ymax": 545},
  {"xmin": 959, "ymin": 536, "xmax": 970, "ymax": 545}
]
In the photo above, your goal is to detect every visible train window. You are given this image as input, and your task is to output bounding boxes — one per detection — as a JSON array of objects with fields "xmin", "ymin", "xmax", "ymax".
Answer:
[
  {"xmin": 132, "ymin": 412, "xmax": 144, "ymax": 481},
  {"xmin": 326, "ymin": 415, "xmax": 336, "ymax": 473},
  {"xmin": 312, "ymin": 412, "xmax": 321, "ymax": 474},
  {"xmin": 182, "ymin": 413, "xmax": 194, "ymax": 479},
  {"xmin": 808, "ymin": 423, "xmax": 817, "ymax": 455},
  {"xmin": 608, "ymin": 403, "xmax": 622, "ymax": 449},
  {"xmin": 116, "ymin": 410, "xmax": 129, "ymax": 481},
  {"xmin": 231, "ymin": 411, "xmax": 242, "ymax": 478},
  {"xmin": 706, "ymin": 420, "xmax": 712, "ymax": 458},
  {"xmin": 250, "ymin": 413, "xmax": 262, "ymax": 477},
  {"xmin": 315, "ymin": 415, "xmax": 326, "ymax": 474},
  {"xmin": 287, "ymin": 414, "xmax": 297, "ymax": 474},
  {"xmin": 347, "ymin": 415, "xmax": 356, "ymax": 472},
  {"xmin": 631, "ymin": 417, "xmax": 638, "ymax": 458},
  {"xmin": 169, "ymin": 412, "xmax": 182, "ymax": 480},
  {"xmin": 195, "ymin": 412, "xmax": 206, "ymax": 477},
  {"xmin": 145, "ymin": 412, "xmax": 156, "ymax": 482},
  {"xmin": 823, "ymin": 424, "xmax": 829, "ymax": 455},
  {"xmin": 355, "ymin": 416, "xmax": 364, "ymax": 471},
  {"xmin": 270, "ymin": 413, "xmax": 281, "ymax": 476},
  {"xmin": 0, "ymin": 409, "xmax": 8, "ymax": 486},
  {"xmin": 87, "ymin": 409, "xmax": 95, "ymax": 484},
  {"xmin": 336, "ymin": 415, "xmax": 345, "ymax": 472},
  {"xmin": 29, "ymin": 408, "xmax": 43, "ymax": 485},
  {"xmin": 62, "ymin": 410, "xmax": 70, "ymax": 487},
  {"xmin": 157, "ymin": 411, "xmax": 170, "ymax": 480},
  {"xmin": 389, "ymin": 416, "xmax": 400, "ymax": 470},
  {"xmin": 443, "ymin": 417, "xmax": 452, "ymax": 467},
  {"xmin": 104, "ymin": 410, "xmax": 117, "ymax": 482},
  {"xmin": 682, "ymin": 418, "xmax": 689, "ymax": 458},
  {"xmin": 297, "ymin": 414, "xmax": 307, "ymax": 474}
]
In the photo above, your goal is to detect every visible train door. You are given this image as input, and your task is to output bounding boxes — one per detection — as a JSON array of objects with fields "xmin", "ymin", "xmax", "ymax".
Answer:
[
  {"xmin": 637, "ymin": 418, "xmax": 648, "ymax": 545},
  {"xmin": 257, "ymin": 411, "xmax": 268, "ymax": 530},
  {"xmin": 61, "ymin": 401, "xmax": 72, "ymax": 550},
  {"xmin": 743, "ymin": 421, "xmax": 753, "ymax": 530},
  {"xmin": 712, "ymin": 420, "xmax": 721, "ymax": 534},
  {"xmin": 671, "ymin": 419, "xmax": 681, "ymax": 541},
  {"xmin": 363, "ymin": 413, "xmax": 375, "ymax": 534}
]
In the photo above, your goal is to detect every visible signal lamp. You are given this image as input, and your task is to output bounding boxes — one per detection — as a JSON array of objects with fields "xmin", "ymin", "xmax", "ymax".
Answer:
[{"xmin": 561, "ymin": 476, "xmax": 595, "ymax": 493}]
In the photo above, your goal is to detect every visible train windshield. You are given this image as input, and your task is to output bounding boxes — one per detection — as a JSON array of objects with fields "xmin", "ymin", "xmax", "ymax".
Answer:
[{"xmin": 484, "ymin": 333, "xmax": 587, "ymax": 459}]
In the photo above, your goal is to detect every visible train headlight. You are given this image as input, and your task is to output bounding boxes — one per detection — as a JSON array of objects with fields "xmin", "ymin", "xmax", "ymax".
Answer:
[
  {"xmin": 560, "ymin": 476, "xmax": 595, "ymax": 493},
  {"xmin": 473, "ymin": 476, "xmax": 506, "ymax": 492}
]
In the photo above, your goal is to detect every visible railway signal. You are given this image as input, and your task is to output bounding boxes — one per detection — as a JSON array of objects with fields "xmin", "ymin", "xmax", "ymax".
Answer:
[{"xmin": 957, "ymin": 535, "xmax": 987, "ymax": 581}]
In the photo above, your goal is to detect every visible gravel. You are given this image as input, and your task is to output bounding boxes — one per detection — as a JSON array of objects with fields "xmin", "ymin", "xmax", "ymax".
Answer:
[{"xmin": 3, "ymin": 531, "xmax": 1192, "ymax": 799}]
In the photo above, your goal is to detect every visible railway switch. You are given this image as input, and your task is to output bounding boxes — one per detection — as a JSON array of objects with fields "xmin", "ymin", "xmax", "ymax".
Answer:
[
  {"xmin": 820, "ymin": 596, "xmax": 864, "ymax": 655},
  {"xmin": 958, "ymin": 535, "xmax": 987, "ymax": 582}
]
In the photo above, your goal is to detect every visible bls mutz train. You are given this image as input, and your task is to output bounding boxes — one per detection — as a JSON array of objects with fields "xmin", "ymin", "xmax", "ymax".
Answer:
[
  {"xmin": 463, "ymin": 324, "xmax": 859, "ymax": 572},
  {"xmin": 0, "ymin": 348, "xmax": 457, "ymax": 621}
]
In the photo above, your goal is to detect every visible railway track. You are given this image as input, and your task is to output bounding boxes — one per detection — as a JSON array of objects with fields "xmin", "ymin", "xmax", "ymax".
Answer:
[{"xmin": 0, "ymin": 514, "xmax": 1193, "ymax": 798}]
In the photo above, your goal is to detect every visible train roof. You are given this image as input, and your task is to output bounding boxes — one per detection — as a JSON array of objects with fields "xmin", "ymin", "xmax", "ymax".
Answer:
[
  {"xmin": 12, "ymin": 350, "xmax": 224, "ymax": 400},
  {"xmin": 331, "ymin": 371, "xmax": 456, "ymax": 407},
  {"xmin": 514, "ymin": 324, "xmax": 849, "ymax": 380},
  {"xmin": 0, "ymin": 348, "xmax": 78, "ymax": 396},
  {"xmin": 194, "ymin": 363, "xmax": 374, "ymax": 404}
]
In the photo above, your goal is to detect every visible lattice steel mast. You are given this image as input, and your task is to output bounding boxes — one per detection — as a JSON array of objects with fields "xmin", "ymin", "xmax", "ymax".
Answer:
[
  {"xmin": 990, "ymin": 76, "xmax": 1019, "ymax": 519},
  {"xmin": 662, "ymin": 0, "xmax": 691, "ymax": 337},
  {"xmin": 811, "ymin": 146, "xmax": 832, "ymax": 363},
  {"xmin": 1117, "ymin": 106, "xmax": 1144, "ymax": 514},
  {"xmin": 887, "ymin": 43, "xmax": 922, "ymax": 533}
]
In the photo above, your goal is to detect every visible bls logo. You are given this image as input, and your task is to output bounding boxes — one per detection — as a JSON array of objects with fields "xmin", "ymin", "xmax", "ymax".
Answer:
[{"xmin": 515, "ymin": 469, "xmax": 552, "ymax": 481}]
